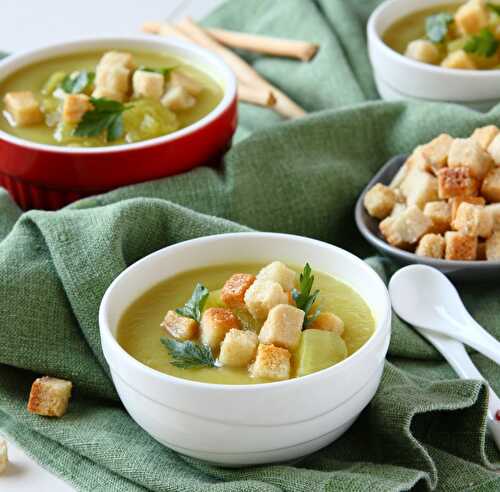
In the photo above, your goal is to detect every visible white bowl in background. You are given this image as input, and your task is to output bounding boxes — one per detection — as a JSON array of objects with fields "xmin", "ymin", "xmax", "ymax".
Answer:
[
  {"xmin": 99, "ymin": 233, "xmax": 391, "ymax": 466},
  {"xmin": 368, "ymin": 0, "xmax": 500, "ymax": 111}
]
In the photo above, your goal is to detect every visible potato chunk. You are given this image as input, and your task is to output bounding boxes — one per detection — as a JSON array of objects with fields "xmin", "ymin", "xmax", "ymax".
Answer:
[
  {"xmin": 244, "ymin": 279, "xmax": 288, "ymax": 320},
  {"xmin": 161, "ymin": 85, "xmax": 196, "ymax": 111},
  {"xmin": 379, "ymin": 205, "xmax": 432, "ymax": 247},
  {"xmin": 308, "ymin": 312, "xmax": 344, "ymax": 336},
  {"xmin": 405, "ymin": 40, "xmax": 440, "ymax": 64},
  {"xmin": 441, "ymin": 50, "xmax": 476, "ymax": 69},
  {"xmin": 27, "ymin": 376, "xmax": 72, "ymax": 417},
  {"xmin": 62, "ymin": 94, "xmax": 92, "ymax": 123},
  {"xmin": 3, "ymin": 91, "xmax": 43, "ymax": 126},
  {"xmin": 200, "ymin": 307, "xmax": 240, "ymax": 350},
  {"xmin": 455, "ymin": 0, "xmax": 489, "ymax": 35},
  {"xmin": 481, "ymin": 167, "xmax": 500, "ymax": 202},
  {"xmin": 171, "ymin": 71, "xmax": 203, "ymax": 96},
  {"xmin": 220, "ymin": 273, "xmax": 255, "ymax": 309},
  {"xmin": 259, "ymin": 304, "xmax": 304, "ymax": 351},
  {"xmin": 416, "ymin": 233, "xmax": 445, "ymax": 259},
  {"xmin": 486, "ymin": 231, "xmax": 500, "ymax": 260},
  {"xmin": 256, "ymin": 261, "xmax": 296, "ymax": 291},
  {"xmin": 471, "ymin": 125, "xmax": 499, "ymax": 150},
  {"xmin": 161, "ymin": 310, "xmax": 198, "ymax": 340},
  {"xmin": 424, "ymin": 201, "xmax": 451, "ymax": 234},
  {"xmin": 132, "ymin": 70, "xmax": 165, "ymax": 100},
  {"xmin": 445, "ymin": 231, "xmax": 477, "ymax": 260},
  {"xmin": 0, "ymin": 439, "xmax": 7, "ymax": 475},
  {"xmin": 448, "ymin": 138, "xmax": 492, "ymax": 180},
  {"xmin": 219, "ymin": 329, "xmax": 258, "ymax": 367},
  {"xmin": 437, "ymin": 167, "xmax": 479, "ymax": 199},
  {"xmin": 364, "ymin": 183, "xmax": 396, "ymax": 219},
  {"xmin": 250, "ymin": 344, "xmax": 291, "ymax": 380}
]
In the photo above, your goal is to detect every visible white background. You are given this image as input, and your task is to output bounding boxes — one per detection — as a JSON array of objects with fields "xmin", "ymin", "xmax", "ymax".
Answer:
[{"xmin": 0, "ymin": 1, "xmax": 222, "ymax": 490}]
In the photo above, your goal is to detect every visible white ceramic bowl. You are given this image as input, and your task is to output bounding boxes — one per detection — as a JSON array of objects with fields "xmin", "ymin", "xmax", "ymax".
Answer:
[
  {"xmin": 368, "ymin": 0, "xmax": 500, "ymax": 110},
  {"xmin": 99, "ymin": 233, "xmax": 391, "ymax": 466}
]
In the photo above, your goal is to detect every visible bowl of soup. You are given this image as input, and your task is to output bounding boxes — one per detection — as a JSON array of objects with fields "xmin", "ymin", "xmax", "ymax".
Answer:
[
  {"xmin": 99, "ymin": 232, "xmax": 391, "ymax": 466},
  {"xmin": 368, "ymin": 0, "xmax": 500, "ymax": 110},
  {"xmin": 0, "ymin": 36, "xmax": 237, "ymax": 209}
]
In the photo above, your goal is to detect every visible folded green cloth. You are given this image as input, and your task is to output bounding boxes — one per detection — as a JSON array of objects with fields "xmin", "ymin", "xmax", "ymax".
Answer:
[{"xmin": 1, "ymin": 1, "xmax": 499, "ymax": 490}]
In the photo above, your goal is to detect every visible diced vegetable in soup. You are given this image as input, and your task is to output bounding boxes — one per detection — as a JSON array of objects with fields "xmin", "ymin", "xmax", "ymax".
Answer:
[
  {"xmin": 0, "ymin": 50, "xmax": 223, "ymax": 147},
  {"xmin": 383, "ymin": 1, "xmax": 500, "ymax": 70},
  {"xmin": 117, "ymin": 261, "xmax": 375, "ymax": 385}
]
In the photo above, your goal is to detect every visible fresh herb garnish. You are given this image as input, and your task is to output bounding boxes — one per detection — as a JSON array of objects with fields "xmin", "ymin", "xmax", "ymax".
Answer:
[
  {"xmin": 138, "ymin": 66, "xmax": 176, "ymax": 76},
  {"xmin": 73, "ymin": 97, "xmax": 131, "ymax": 142},
  {"xmin": 292, "ymin": 263, "xmax": 320, "ymax": 327},
  {"xmin": 61, "ymin": 70, "xmax": 95, "ymax": 94},
  {"xmin": 161, "ymin": 338, "xmax": 216, "ymax": 368},
  {"xmin": 488, "ymin": 2, "xmax": 500, "ymax": 15},
  {"xmin": 175, "ymin": 283, "xmax": 209, "ymax": 323},
  {"xmin": 425, "ymin": 12, "xmax": 454, "ymax": 43},
  {"xmin": 464, "ymin": 28, "xmax": 499, "ymax": 57}
]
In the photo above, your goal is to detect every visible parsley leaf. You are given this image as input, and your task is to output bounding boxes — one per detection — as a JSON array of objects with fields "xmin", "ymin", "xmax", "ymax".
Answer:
[
  {"xmin": 464, "ymin": 28, "xmax": 499, "ymax": 57},
  {"xmin": 161, "ymin": 338, "xmax": 216, "ymax": 369},
  {"xmin": 175, "ymin": 283, "xmax": 209, "ymax": 323},
  {"xmin": 61, "ymin": 70, "xmax": 95, "ymax": 94},
  {"xmin": 138, "ymin": 66, "xmax": 176, "ymax": 76},
  {"xmin": 488, "ymin": 3, "xmax": 500, "ymax": 15},
  {"xmin": 425, "ymin": 12, "xmax": 454, "ymax": 43},
  {"xmin": 292, "ymin": 263, "xmax": 320, "ymax": 328},
  {"xmin": 73, "ymin": 97, "xmax": 131, "ymax": 142}
]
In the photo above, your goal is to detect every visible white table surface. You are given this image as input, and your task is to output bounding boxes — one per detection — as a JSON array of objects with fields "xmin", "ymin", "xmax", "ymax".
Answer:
[{"xmin": 0, "ymin": 1, "xmax": 222, "ymax": 490}]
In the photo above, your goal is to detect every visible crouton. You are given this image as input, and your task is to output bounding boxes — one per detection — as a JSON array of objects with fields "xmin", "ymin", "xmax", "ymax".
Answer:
[
  {"xmin": 448, "ymin": 138, "xmax": 492, "ymax": 180},
  {"xmin": 91, "ymin": 86, "xmax": 125, "ymax": 102},
  {"xmin": 95, "ymin": 65, "xmax": 130, "ymax": 98},
  {"xmin": 27, "ymin": 376, "xmax": 72, "ymax": 417},
  {"xmin": 441, "ymin": 50, "xmax": 476, "ymax": 69},
  {"xmin": 379, "ymin": 205, "xmax": 432, "ymax": 247},
  {"xmin": 256, "ymin": 261, "xmax": 296, "ymax": 291},
  {"xmin": 364, "ymin": 183, "xmax": 397, "ymax": 219},
  {"xmin": 391, "ymin": 202, "xmax": 407, "ymax": 217},
  {"xmin": 437, "ymin": 167, "xmax": 479, "ymax": 199},
  {"xmin": 416, "ymin": 233, "xmax": 446, "ymax": 259},
  {"xmin": 445, "ymin": 231, "xmax": 477, "ymax": 260},
  {"xmin": 450, "ymin": 195, "xmax": 486, "ymax": 221},
  {"xmin": 424, "ymin": 201, "xmax": 452, "ymax": 233},
  {"xmin": 481, "ymin": 167, "xmax": 500, "ymax": 202},
  {"xmin": 453, "ymin": 202, "xmax": 493, "ymax": 237},
  {"xmin": 161, "ymin": 85, "xmax": 196, "ymax": 111},
  {"xmin": 132, "ymin": 70, "xmax": 164, "ymax": 100},
  {"xmin": 161, "ymin": 310, "xmax": 198, "ymax": 340},
  {"xmin": 200, "ymin": 308, "xmax": 240, "ymax": 350},
  {"xmin": 244, "ymin": 279, "xmax": 289, "ymax": 320},
  {"xmin": 171, "ymin": 71, "xmax": 203, "ymax": 96},
  {"xmin": 405, "ymin": 39, "xmax": 440, "ymax": 64},
  {"xmin": 3, "ymin": 91, "xmax": 43, "ymax": 126},
  {"xmin": 62, "ymin": 94, "xmax": 92, "ymax": 123},
  {"xmin": 219, "ymin": 329, "xmax": 258, "ymax": 367},
  {"xmin": 390, "ymin": 162, "xmax": 409, "ymax": 189},
  {"xmin": 421, "ymin": 134, "xmax": 454, "ymax": 173},
  {"xmin": 455, "ymin": 0, "xmax": 489, "ymax": 35},
  {"xmin": 98, "ymin": 51, "xmax": 135, "ymax": 70},
  {"xmin": 220, "ymin": 273, "xmax": 256, "ymax": 309},
  {"xmin": 259, "ymin": 304, "xmax": 304, "ymax": 351},
  {"xmin": 250, "ymin": 344, "xmax": 291, "ymax": 380},
  {"xmin": 487, "ymin": 134, "xmax": 500, "ymax": 164},
  {"xmin": 471, "ymin": 125, "xmax": 499, "ymax": 149},
  {"xmin": 486, "ymin": 203, "xmax": 500, "ymax": 230},
  {"xmin": 402, "ymin": 170, "xmax": 439, "ymax": 209},
  {"xmin": 0, "ymin": 439, "xmax": 7, "ymax": 475},
  {"xmin": 486, "ymin": 231, "xmax": 500, "ymax": 260},
  {"xmin": 308, "ymin": 312, "xmax": 344, "ymax": 335}
]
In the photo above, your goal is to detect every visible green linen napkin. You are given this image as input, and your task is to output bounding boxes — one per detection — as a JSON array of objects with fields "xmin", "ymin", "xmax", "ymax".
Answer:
[{"xmin": 0, "ymin": 1, "xmax": 499, "ymax": 490}]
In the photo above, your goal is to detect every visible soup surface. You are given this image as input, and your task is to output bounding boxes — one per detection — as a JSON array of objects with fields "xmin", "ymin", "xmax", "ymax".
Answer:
[
  {"xmin": 0, "ymin": 50, "xmax": 223, "ymax": 147},
  {"xmin": 117, "ymin": 262, "xmax": 375, "ymax": 385},
  {"xmin": 384, "ymin": 1, "xmax": 500, "ymax": 70}
]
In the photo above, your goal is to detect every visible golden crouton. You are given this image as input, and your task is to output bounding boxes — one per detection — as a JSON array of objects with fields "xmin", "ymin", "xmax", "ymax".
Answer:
[
  {"xmin": 132, "ymin": 70, "xmax": 164, "ymax": 100},
  {"xmin": 364, "ymin": 183, "xmax": 397, "ymax": 219},
  {"xmin": 256, "ymin": 261, "xmax": 297, "ymax": 291},
  {"xmin": 62, "ymin": 94, "xmax": 92, "ymax": 123},
  {"xmin": 0, "ymin": 439, "xmax": 7, "ymax": 475},
  {"xmin": 471, "ymin": 125, "xmax": 499, "ymax": 150},
  {"xmin": 405, "ymin": 40, "xmax": 440, "ymax": 64},
  {"xmin": 454, "ymin": 0, "xmax": 489, "ymax": 35},
  {"xmin": 402, "ymin": 170, "xmax": 439, "ymax": 209},
  {"xmin": 421, "ymin": 133, "xmax": 454, "ymax": 173},
  {"xmin": 416, "ymin": 233, "xmax": 446, "ymax": 259},
  {"xmin": 390, "ymin": 162, "xmax": 409, "ymax": 189},
  {"xmin": 437, "ymin": 167, "xmax": 479, "ymax": 199},
  {"xmin": 92, "ymin": 86, "xmax": 125, "ymax": 102},
  {"xmin": 259, "ymin": 304, "xmax": 304, "ymax": 351},
  {"xmin": 308, "ymin": 312, "xmax": 344, "ymax": 335},
  {"xmin": 171, "ymin": 71, "xmax": 203, "ymax": 96},
  {"xmin": 450, "ymin": 195, "xmax": 486, "ymax": 221},
  {"xmin": 95, "ymin": 65, "xmax": 130, "ymax": 98},
  {"xmin": 448, "ymin": 138, "xmax": 492, "ymax": 180},
  {"xmin": 244, "ymin": 279, "xmax": 289, "ymax": 320},
  {"xmin": 424, "ymin": 201, "xmax": 452, "ymax": 233},
  {"xmin": 445, "ymin": 231, "xmax": 477, "ymax": 260},
  {"xmin": 161, "ymin": 310, "xmax": 198, "ymax": 340},
  {"xmin": 379, "ymin": 205, "xmax": 432, "ymax": 247},
  {"xmin": 221, "ymin": 273, "xmax": 256, "ymax": 309},
  {"xmin": 486, "ymin": 231, "xmax": 500, "ymax": 260},
  {"xmin": 481, "ymin": 167, "xmax": 500, "ymax": 202},
  {"xmin": 219, "ymin": 329, "xmax": 258, "ymax": 367},
  {"xmin": 390, "ymin": 202, "xmax": 407, "ymax": 218},
  {"xmin": 161, "ymin": 85, "xmax": 196, "ymax": 111},
  {"xmin": 487, "ymin": 134, "xmax": 500, "ymax": 164},
  {"xmin": 250, "ymin": 344, "xmax": 291, "ymax": 380},
  {"xmin": 27, "ymin": 376, "xmax": 72, "ymax": 417},
  {"xmin": 3, "ymin": 91, "xmax": 43, "ymax": 126},
  {"xmin": 441, "ymin": 50, "xmax": 476, "ymax": 69},
  {"xmin": 486, "ymin": 203, "xmax": 500, "ymax": 231},
  {"xmin": 200, "ymin": 308, "xmax": 240, "ymax": 350},
  {"xmin": 98, "ymin": 51, "xmax": 135, "ymax": 70},
  {"xmin": 453, "ymin": 202, "xmax": 493, "ymax": 238}
]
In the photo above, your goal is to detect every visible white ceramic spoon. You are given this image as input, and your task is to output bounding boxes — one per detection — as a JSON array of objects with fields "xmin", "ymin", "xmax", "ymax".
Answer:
[{"xmin": 389, "ymin": 265, "xmax": 500, "ymax": 365}]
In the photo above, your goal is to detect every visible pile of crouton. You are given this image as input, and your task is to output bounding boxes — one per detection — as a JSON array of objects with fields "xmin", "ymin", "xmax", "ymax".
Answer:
[
  {"xmin": 162, "ymin": 261, "xmax": 344, "ymax": 381},
  {"xmin": 364, "ymin": 126, "xmax": 500, "ymax": 261}
]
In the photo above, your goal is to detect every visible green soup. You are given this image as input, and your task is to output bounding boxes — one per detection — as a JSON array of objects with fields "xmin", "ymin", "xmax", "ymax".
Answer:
[
  {"xmin": 0, "ymin": 50, "xmax": 223, "ymax": 147},
  {"xmin": 117, "ymin": 263, "xmax": 375, "ymax": 385}
]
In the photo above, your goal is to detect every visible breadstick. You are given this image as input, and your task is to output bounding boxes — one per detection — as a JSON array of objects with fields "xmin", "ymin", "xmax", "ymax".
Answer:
[{"xmin": 238, "ymin": 84, "xmax": 277, "ymax": 107}]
